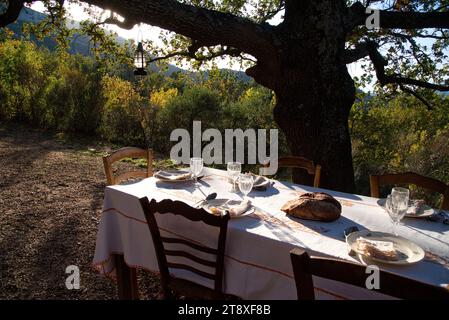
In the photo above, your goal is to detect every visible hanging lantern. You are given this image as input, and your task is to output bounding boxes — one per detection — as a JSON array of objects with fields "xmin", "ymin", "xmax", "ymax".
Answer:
[{"xmin": 134, "ymin": 41, "xmax": 147, "ymax": 76}]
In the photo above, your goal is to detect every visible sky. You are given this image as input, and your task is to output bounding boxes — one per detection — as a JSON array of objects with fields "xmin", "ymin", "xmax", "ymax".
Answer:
[{"xmin": 30, "ymin": 1, "xmax": 367, "ymax": 85}]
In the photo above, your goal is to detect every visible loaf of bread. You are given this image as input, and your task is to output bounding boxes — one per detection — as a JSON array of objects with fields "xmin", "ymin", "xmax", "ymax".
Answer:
[{"xmin": 281, "ymin": 192, "xmax": 341, "ymax": 222}]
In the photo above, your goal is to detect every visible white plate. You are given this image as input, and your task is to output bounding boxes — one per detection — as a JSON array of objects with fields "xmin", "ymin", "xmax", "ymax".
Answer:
[
  {"xmin": 346, "ymin": 230, "xmax": 425, "ymax": 265},
  {"xmin": 377, "ymin": 198, "xmax": 436, "ymax": 218},
  {"xmin": 154, "ymin": 170, "xmax": 193, "ymax": 182},
  {"xmin": 202, "ymin": 199, "xmax": 255, "ymax": 218}
]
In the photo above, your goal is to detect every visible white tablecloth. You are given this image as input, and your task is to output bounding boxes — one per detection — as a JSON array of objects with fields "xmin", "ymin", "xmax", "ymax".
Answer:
[{"xmin": 93, "ymin": 168, "xmax": 449, "ymax": 299}]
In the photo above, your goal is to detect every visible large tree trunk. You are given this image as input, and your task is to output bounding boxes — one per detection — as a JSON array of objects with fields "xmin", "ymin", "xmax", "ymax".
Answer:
[
  {"xmin": 257, "ymin": 0, "xmax": 356, "ymax": 193},
  {"xmin": 273, "ymin": 77, "xmax": 356, "ymax": 193}
]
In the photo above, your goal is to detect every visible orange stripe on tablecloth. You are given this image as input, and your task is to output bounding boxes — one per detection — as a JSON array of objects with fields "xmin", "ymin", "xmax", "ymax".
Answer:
[
  {"xmin": 101, "ymin": 208, "xmax": 295, "ymax": 279},
  {"xmin": 92, "ymin": 251, "xmax": 347, "ymax": 300},
  {"xmin": 99, "ymin": 208, "xmax": 348, "ymax": 297},
  {"xmin": 314, "ymin": 287, "xmax": 348, "ymax": 300},
  {"xmin": 92, "ymin": 250, "xmax": 161, "ymax": 282},
  {"xmin": 102, "ymin": 207, "xmax": 147, "ymax": 224},
  {"xmin": 102, "ymin": 208, "xmax": 449, "ymax": 270},
  {"xmin": 158, "ymin": 226, "xmax": 294, "ymax": 280},
  {"xmin": 102, "ymin": 200, "xmax": 324, "ymax": 237},
  {"xmin": 99, "ymin": 208, "xmax": 350, "ymax": 299}
]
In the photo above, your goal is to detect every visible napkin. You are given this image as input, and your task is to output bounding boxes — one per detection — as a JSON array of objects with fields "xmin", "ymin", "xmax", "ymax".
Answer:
[
  {"xmin": 154, "ymin": 170, "xmax": 192, "ymax": 180},
  {"xmin": 355, "ymin": 237, "xmax": 398, "ymax": 261},
  {"xmin": 407, "ymin": 199, "xmax": 426, "ymax": 215},
  {"xmin": 249, "ymin": 173, "xmax": 269, "ymax": 190},
  {"xmin": 228, "ymin": 200, "xmax": 251, "ymax": 216},
  {"xmin": 209, "ymin": 200, "xmax": 252, "ymax": 217}
]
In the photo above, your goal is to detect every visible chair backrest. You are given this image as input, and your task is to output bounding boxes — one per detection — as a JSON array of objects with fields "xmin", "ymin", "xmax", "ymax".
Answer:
[
  {"xmin": 139, "ymin": 197, "xmax": 230, "ymax": 294},
  {"xmin": 103, "ymin": 147, "xmax": 153, "ymax": 185},
  {"xmin": 265, "ymin": 156, "xmax": 321, "ymax": 187},
  {"xmin": 290, "ymin": 248, "xmax": 449, "ymax": 300},
  {"xmin": 369, "ymin": 172, "xmax": 449, "ymax": 210}
]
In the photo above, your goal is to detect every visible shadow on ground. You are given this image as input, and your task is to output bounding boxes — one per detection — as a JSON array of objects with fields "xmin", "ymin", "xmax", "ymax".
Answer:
[{"xmin": 0, "ymin": 123, "xmax": 162, "ymax": 299}]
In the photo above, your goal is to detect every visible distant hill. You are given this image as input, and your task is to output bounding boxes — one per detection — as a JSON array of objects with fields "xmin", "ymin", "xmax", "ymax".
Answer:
[
  {"xmin": 8, "ymin": 7, "xmax": 127, "ymax": 56},
  {"xmin": 7, "ymin": 7, "xmax": 252, "ymax": 82}
]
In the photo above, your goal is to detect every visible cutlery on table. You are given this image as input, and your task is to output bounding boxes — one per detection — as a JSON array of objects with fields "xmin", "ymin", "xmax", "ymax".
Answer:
[{"xmin": 194, "ymin": 192, "xmax": 217, "ymax": 208}]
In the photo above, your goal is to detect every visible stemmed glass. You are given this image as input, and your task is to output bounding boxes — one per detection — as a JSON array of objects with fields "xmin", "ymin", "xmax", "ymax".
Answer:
[
  {"xmin": 386, "ymin": 187, "xmax": 410, "ymax": 236},
  {"xmin": 227, "ymin": 162, "xmax": 241, "ymax": 192},
  {"xmin": 238, "ymin": 173, "xmax": 254, "ymax": 201},
  {"xmin": 190, "ymin": 158, "xmax": 203, "ymax": 185}
]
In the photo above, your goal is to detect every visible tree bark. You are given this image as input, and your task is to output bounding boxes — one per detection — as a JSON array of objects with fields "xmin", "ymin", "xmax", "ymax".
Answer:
[
  {"xmin": 266, "ymin": 0, "xmax": 356, "ymax": 192},
  {"xmin": 273, "ymin": 84, "xmax": 356, "ymax": 193}
]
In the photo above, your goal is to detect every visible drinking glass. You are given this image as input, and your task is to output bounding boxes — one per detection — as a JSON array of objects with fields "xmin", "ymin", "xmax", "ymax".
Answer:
[
  {"xmin": 238, "ymin": 173, "xmax": 254, "ymax": 200},
  {"xmin": 190, "ymin": 158, "xmax": 203, "ymax": 184},
  {"xmin": 227, "ymin": 162, "xmax": 241, "ymax": 192},
  {"xmin": 387, "ymin": 187, "xmax": 410, "ymax": 236}
]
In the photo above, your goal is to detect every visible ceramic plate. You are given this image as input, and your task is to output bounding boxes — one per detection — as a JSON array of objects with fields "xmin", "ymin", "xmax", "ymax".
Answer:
[
  {"xmin": 346, "ymin": 230, "xmax": 425, "ymax": 265},
  {"xmin": 377, "ymin": 198, "xmax": 436, "ymax": 218}
]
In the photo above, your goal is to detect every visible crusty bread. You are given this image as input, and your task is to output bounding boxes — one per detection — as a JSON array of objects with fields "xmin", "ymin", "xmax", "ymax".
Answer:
[{"xmin": 281, "ymin": 192, "xmax": 341, "ymax": 222}]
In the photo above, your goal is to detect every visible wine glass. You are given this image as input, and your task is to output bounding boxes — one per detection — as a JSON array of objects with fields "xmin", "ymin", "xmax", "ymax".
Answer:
[
  {"xmin": 387, "ymin": 187, "xmax": 410, "ymax": 236},
  {"xmin": 190, "ymin": 158, "xmax": 203, "ymax": 185},
  {"xmin": 227, "ymin": 162, "xmax": 241, "ymax": 192},
  {"xmin": 238, "ymin": 173, "xmax": 254, "ymax": 201}
]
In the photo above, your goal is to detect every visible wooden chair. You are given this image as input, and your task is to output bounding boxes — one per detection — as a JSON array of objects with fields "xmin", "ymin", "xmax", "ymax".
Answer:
[
  {"xmin": 139, "ymin": 197, "xmax": 232, "ymax": 299},
  {"xmin": 103, "ymin": 147, "xmax": 153, "ymax": 185},
  {"xmin": 369, "ymin": 172, "xmax": 449, "ymax": 210},
  {"xmin": 265, "ymin": 156, "xmax": 321, "ymax": 187},
  {"xmin": 290, "ymin": 248, "xmax": 449, "ymax": 300}
]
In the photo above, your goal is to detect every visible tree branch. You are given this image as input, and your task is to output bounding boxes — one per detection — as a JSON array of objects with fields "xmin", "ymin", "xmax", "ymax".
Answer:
[
  {"xmin": 399, "ymin": 84, "xmax": 433, "ymax": 110},
  {"xmin": 365, "ymin": 41, "xmax": 449, "ymax": 91},
  {"xmin": 148, "ymin": 46, "xmax": 241, "ymax": 64},
  {"xmin": 345, "ymin": 42, "xmax": 370, "ymax": 64},
  {"xmin": 81, "ymin": 0, "xmax": 276, "ymax": 60},
  {"xmin": 0, "ymin": 0, "xmax": 31, "ymax": 27},
  {"xmin": 96, "ymin": 13, "xmax": 135, "ymax": 30},
  {"xmin": 378, "ymin": 10, "xmax": 449, "ymax": 29},
  {"xmin": 259, "ymin": 0, "xmax": 285, "ymax": 23},
  {"xmin": 349, "ymin": 2, "xmax": 449, "ymax": 29}
]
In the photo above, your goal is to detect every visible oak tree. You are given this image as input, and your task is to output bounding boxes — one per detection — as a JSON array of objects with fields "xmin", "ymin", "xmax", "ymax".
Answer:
[{"xmin": 1, "ymin": 0, "xmax": 449, "ymax": 192}]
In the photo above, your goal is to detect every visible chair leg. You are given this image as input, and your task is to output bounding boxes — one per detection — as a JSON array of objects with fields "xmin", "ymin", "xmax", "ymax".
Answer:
[
  {"xmin": 130, "ymin": 267, "xmax": 139, "ymax": 300},
  {"xmin": 114, "ymin": 254, "xmax": 138, "ymax": 300},
  {"xmin": 162, "ymin": 284, "xmax": 174, "ymax": 300}
]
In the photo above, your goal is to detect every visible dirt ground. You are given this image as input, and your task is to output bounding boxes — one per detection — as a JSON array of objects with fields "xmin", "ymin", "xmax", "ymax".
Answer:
[{"xmin": 0, "ymin": 123, "xmax": 162, "ymax": 299}]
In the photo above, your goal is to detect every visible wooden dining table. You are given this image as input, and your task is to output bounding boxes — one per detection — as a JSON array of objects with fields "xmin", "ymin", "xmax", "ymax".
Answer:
[{"xmin": 92, "ymin": 167, "xmax": 449, "ymax": 299}]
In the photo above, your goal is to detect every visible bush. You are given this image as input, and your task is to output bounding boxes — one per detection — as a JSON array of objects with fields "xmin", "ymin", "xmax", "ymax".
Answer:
[
  {"xmin": 350, "ymin": 93, "xmax": 449, "ymax": 204},
  {"xmin": 99, "ymin": 75, "xmax": 148, "ymax": 146}
]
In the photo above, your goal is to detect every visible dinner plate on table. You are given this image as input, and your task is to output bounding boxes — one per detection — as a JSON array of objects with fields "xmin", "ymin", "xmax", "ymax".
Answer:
[
  {"xmin": 154, "ymin": 169, "xmax": 193, "ymax": 182},
  {"xmin": 202, "ymin": 199, "xmax": 255, "ymax": 218},
  {"xmin": 346, "ymin": 230, "xmax": 425, "ymax": 265},
  {"xmin": 377, "ymin": 198, "xmax": 436, "ymax": 218}
]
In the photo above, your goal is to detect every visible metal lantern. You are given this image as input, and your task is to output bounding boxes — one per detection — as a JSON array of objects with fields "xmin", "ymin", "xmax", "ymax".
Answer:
[{"xmin": 134, "ymin": 41, "xmax": 147, "ymax": 76}]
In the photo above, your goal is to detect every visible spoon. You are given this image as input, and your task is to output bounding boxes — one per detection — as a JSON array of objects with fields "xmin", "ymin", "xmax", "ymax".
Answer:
[
  {"xmin": 195, "ymin": 192, "xmax": 217, "ymax": 208},
  {"xmin": 205, "ymin": 192, "xmax": 217, "ymax": 201}
]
